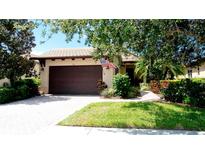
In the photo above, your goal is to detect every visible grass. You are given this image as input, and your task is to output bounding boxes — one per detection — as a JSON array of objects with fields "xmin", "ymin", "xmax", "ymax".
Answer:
[{"xmin": 59, "ymin": 101, "xmax": 205, "ymax": 131}]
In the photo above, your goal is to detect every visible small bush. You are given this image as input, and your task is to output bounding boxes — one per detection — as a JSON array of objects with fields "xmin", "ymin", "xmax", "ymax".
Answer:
[
  {"xmin": 100, "ymin": 88, "xmax": 115, "ymax": 98},
  {"xmin": 0, "ymin": 87, "xmax": 16, "ymax": 104},
  {"xmin": 15, "ymin": 85, "xmax": 30, "ymax": 100},
  {"xmin": 161, "ymin": 78, "xmax": 205, "ymax": 107},
  {"xmin": 140, "ymin": 83, "xmax": 150, "ymax": 91},
  {"xmin": 14, "ymin": 78, "xmax": 40, "ymax": 97},
  {"xmin": 160, "ymin": 80, "xmax": 169, "ymax": 89},
  {"xmin": 113, "ymin": 74, "xmax": 131, "ymax": 98},
  {"xmin": 0, "ymin": 78, "xmax": 40, "ymax": 104},
  {"xmin": 150, "ymin": 80, "xmax": 160, "ymax": 93},
  {"xmin": 96, "ymin": 80, "xmax": 107, "ymax": 92},
  {"xmin": 127, "ymin": 86, "xmax": 141, "ymax": 98}
]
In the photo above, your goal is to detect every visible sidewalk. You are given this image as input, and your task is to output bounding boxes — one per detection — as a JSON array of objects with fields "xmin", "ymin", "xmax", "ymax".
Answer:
[{"xmin": 40, "ymin": 125, "xmax": 205, "ymax": 136}]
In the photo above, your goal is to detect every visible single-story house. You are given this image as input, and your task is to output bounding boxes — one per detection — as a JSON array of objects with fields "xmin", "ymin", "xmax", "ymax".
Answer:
[{"xmin": 31, "ymin": 48, "xmax": 138, "ymax": 95}]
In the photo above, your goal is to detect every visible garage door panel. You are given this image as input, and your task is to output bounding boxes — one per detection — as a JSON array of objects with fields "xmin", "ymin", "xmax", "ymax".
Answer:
[{"xmin": 49, "ymin": 66, "xmax": 102, "ymax": 94}]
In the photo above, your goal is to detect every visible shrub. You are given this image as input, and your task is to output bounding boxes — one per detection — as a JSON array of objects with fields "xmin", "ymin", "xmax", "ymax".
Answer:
[
  {"xmin": 191, "ymin": 78, "xmax": 205, "ymax": 83},
  {"xmin": 113, "ymin": 74, "xmax": 131, "ymax": 98},
  {"xmin": 15, "ymin": 85, "xmax": 30, "ymax": 100},
  {"xmin": 100, "ymin": 88, "xmax": 115, "ymax": 98},
  {"xmin": 96, "ymin": 80, "xmax": 107, "ymax": 92},
  {"xmin": 127, "ymin": 86, "xmax": 141, "ymax": 98},
  {"xmin": 14, "ymin": 78, "xmax": 40, "ymax": 97},
  {"xmin": 150, "ymin": 80, "xmax": 160, "ymax": 93},
  {"xmin": 140, "ymin": 83, "xmax": 150, "ymax": 91},
  {"xmin": 0, "ymin": 78, "xmax": 40, "ymax": 104},
  {"xmin": 160, "ymin": 80, "xmax": 169, "ymax": 89},
  {"xmin": 161, "ymin": 78, "xmax": 205, "ymax": 107},
  {"xmin": 0, "ymin": 87, "xmax": 16, "ymax": 104}
]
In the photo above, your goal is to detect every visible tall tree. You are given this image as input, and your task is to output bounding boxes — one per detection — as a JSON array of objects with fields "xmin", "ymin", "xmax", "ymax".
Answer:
[
  {"xmin": 0, "ymin": 19, "xmax": 36, "ymax": 85},
  {"xmin": 42, "ymin": 19, "xmax": 137, "ymax": 66},
  {"xmin": 43, "ymin": 19, "xmax": 205, "ymax": 79}
]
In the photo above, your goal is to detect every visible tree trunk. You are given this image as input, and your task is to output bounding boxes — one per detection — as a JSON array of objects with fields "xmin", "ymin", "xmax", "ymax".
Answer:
[
  {"xmin": 9, "ymin": 73, "xmax": 17, "ymax": 87},
  {"xmin": 143, "ymin": 76, "xmax": 147, "ymax": 84},
  {"xmin": 163, "ymin": 68, "xmax": 168, "ymax": 80}
]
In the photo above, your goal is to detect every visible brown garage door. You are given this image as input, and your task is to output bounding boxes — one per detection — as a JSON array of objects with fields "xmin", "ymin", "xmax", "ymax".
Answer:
[{"xmin": 49, "ymin": 66, "xmax": 102, "ymax": 95}]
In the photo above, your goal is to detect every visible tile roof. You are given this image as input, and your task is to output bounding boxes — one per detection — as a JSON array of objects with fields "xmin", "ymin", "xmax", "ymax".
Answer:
[
  {"xmin": 31, "ymin": 47, "xmax": 138, "ymax": 62},
  {"xmin": 32, "ymin": 48, "xmax": 93, "ymax": 58}
]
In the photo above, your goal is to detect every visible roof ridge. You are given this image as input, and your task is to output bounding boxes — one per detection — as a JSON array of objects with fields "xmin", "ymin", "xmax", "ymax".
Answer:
[{"xmin": 48, "ymin": 47, "xmax": 94, "ymax": 51}]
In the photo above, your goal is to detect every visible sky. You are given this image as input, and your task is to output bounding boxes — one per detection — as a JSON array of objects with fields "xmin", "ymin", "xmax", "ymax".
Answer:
[{"xmin": 32, "ymin": 24, "xmax": 88, "ymax": 55}]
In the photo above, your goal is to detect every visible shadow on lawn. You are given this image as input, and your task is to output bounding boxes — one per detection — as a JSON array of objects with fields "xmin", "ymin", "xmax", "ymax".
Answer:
[
  {"xmin": 0, "ymin": 95, "xmax": 70, "ymax": 106},
  {"xmin": 121, "ymin": 102, "xmax": 205, "ymax": 132}
]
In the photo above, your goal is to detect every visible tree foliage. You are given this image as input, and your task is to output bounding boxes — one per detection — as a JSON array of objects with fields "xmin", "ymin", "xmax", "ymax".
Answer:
[
  {"xmin": 43, "ymin": 19, "xmax": 205, "ymax": 80},
  {"xmin": 42, "ymin": 19, "xmax": 136, "ymax": 65},
  {"xmin": 0, "ymin": 19, "xmax": 36, "ymax": 85}
]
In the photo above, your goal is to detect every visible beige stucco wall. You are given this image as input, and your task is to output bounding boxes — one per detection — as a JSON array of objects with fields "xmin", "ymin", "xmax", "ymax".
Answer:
[
  {"xmin": 0, "ymin": 78, "xmax": 10, "ymax": 87},
  {"xmin": 178, "ymin": 62, "xmax": 205, "ymax": 79},
  {"xmin": 40, "ymin": 58, "xmax": 114, "ymax": 93},
  {"xmin": 102, "ymin": 67, "xmax": 115, "ymax": 88}
]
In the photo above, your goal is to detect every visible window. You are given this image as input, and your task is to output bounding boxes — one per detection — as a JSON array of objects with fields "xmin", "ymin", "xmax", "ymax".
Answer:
[{"xmin": 188, "ymin": 69, "xmax": 192, "ymax": 78}]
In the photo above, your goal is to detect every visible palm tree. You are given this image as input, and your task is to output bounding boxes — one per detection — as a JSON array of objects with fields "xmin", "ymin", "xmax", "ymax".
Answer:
[
  {"xmin": 156, "ymin": 59, "xmax": 185, "ymax": 79},
  {"xmin": 135, "ymin": 57, "xmax": 186, "ymax": 82},
  {"xmin": 135, "ymin": 58, "xmax": 149, "ymax": 83}
]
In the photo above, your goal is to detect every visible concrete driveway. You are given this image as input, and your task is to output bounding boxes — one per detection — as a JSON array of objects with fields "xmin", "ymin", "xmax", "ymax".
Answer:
[{"xmin": 0, "ymin": 95, "xmax": 101, "ymax": 135}]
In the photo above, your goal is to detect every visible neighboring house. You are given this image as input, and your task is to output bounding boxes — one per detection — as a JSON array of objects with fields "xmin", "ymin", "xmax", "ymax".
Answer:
[
  {"xmin": 183, "ymin": 62, "xmax": 205, "ymax": 78},
  {"xmin": 177, "ymin": 58, "xmax": 205, "ymax": 79},
  {"xmin": 0, "ymin": 78, "xmax": 10, "ymax": 87},
  {"xmin": 31, "ymin": 48, "xmax": 138, "ymax": 95}
]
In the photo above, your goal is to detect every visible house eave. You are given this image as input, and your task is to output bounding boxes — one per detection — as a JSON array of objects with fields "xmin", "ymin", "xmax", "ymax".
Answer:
[{"xmin": 30, "ymin": 55, "xmax": 93, "ymax": 60}]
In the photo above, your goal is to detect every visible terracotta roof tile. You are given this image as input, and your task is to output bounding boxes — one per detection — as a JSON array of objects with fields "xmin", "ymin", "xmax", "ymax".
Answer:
[
  {"xmin": 37, "ymin": 48, "xmax": 93, "ymax": 58},
  {"xmin": 31, "ymin": 47, "xmax": 138, "ymax": 62}
]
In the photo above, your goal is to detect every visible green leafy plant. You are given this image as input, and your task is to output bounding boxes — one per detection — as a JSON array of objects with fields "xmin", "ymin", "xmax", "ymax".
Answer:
[
  {"xmin": 140, "ymin": 83, "xmax": 150, "ymax": 91},
  {"xmin": 0, "ymin": 78, "xmax": 40, "ymax": 104},
  {"xmin": 113, "ymin": 74, "xmax": 131, "ymax": 98},
  {"xmin": 161, "ymin": 78, "xmax": 205, "ymax": 107},
  {"xmin": 100, "ymin": 88, "xmax": 115, "ymax": 98},
  {"xmin": 127, "ymin": 86, "xmax": 141, "ymax": 98},
  {"xmin": 15, "ymin": 85, "xmax": 30, "ymax": 100},
  {"xmin": 14, "ymin": 78, "xmax": 40, "ymax": 97},
  {"xmin": 0, "ymin": 87, "xmax": 16, "ymax": 104},
  {"xmin": 150, "ymin": 80, "xmax": 160, "ymax": 94},
  {"xmin": 0, "ymin": 20, "xmax": 36, "ymax": 85},
  {"xmin": 96, "ymin": 79, "xmax": 107, "ymax": 92}
]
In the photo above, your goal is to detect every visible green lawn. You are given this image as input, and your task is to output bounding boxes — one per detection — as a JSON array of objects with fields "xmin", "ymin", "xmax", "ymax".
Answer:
[{"xmin": 59, "ymin": 102, "xmax": 205, "ymax": 131}]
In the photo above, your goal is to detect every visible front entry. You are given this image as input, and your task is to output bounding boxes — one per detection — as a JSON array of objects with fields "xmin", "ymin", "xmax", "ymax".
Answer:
[{"xmin": 126, "ymin": 67, "xmax": 135, "ymax": 85}]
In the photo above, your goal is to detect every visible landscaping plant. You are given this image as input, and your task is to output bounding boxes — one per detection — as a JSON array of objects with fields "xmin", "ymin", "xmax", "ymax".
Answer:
[
  {"xmin": 161, "ymin": 78, "xmax": 205, "ymax": 107},
  {"xmin": 0, "ymin": 78, "xmax": 40, "ymax": 104},
  {"xmin": 100, "ymin": 88, "xmax": 115, "ymax": 98},
  {"xmin": 96, "ymin": 79, "xmax": 107, "ymax": 92},
  {"xmin": 113, "ymin": 74, "xmax": 131, "ymax": 98}
]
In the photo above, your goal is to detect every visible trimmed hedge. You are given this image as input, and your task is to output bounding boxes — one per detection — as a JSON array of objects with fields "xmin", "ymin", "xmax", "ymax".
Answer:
[
  {"xmin": 14, "ymin": 78, "xmax": 40, "ymax": 97},
  {"xmin": 0, "ymin": 78, "xmax": 40, "ymax": 104},
  {"xmin": 161, "ymin": 78, "xmax": 205, "ymax": 107}
]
